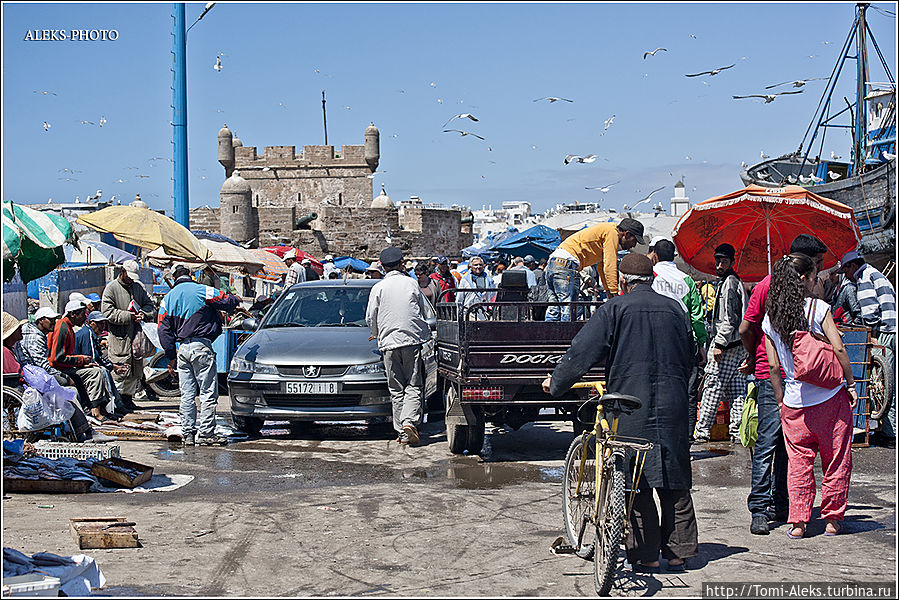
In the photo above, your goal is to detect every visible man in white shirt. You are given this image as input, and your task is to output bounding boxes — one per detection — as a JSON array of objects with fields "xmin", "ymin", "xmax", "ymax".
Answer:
[
  {"xmin": 366, "ymin": 247, "xmax": 434, "ymax": 446},
  {"xmin": 283, "ymin": 249, "xmax": 306, "ymax": 287}
]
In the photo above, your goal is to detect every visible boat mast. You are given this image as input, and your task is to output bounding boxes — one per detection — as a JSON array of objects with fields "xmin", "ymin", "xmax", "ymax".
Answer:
[{"xmin": 854, "ymin": 3, "xmax": 870, "ymax": 176}]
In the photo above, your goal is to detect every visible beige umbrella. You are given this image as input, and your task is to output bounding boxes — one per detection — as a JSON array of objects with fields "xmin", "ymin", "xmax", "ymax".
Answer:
[
  {"xmin": 76, "ymin": 205, "xmax": 211, "ymax": 261},
  {"xmin": 147, "ymin": 238, "xmax": 264, "ymax": 274}
]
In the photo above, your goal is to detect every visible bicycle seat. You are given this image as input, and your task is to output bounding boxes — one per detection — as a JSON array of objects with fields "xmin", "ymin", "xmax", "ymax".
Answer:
[{"xmin": 600, "ymin": 393, "xmax": 642, "ymax": 414}]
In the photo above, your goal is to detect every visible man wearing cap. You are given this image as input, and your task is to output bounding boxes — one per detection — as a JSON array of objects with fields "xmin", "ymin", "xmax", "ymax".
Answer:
[
  {"xmin": 158, "ymin": 264, "xmax": 241, "ymax": 446},
  {"xmin": 430, "ymin": 255, "xmax": 457, "ymax": 302},
  {"xmin": 737, "ymin": 233, "xmax": 827, "ymax": 534},
  {"xmin": 76, "ymin": 311, "xmax": 134, "ymax": 416},
  {"xmin": 545, "ymin": 218, "xmax": 644, "ymax": 321},
  {"xmin": 18, "ymin": 307, "xmax": 69, "ymax": 386},
  {"xmin": 84, "ymin": 293, "xmax": 102, "ymax": 313},
  {"xmin": 648, "ymin": 238, "xmax": 708, "ymax": 439},
  {"xmin": 322, "ymin": 255, "xmax": 338, "ymax": 279},
  {"xmin": 48, "ymin": 300, "xmax": 115, "ymax": 420},
  {"xmin": 302, "ymin": 258, "xmax": 320, "ymax": 281},
  {"xmin": 102, "ymin": 259, "xmax": 156, "ymax": 408},
  {"xmin": 456, "ymin": 256, "xmax": 497, "ymax": 320},
  {"xmin": 365, "ymin": 262, "xmax": 385, "ymax": 279},
  {"xmin": 366, "ymin": 247, "xmax": 435, "ymax": 446},
  {"xmin": 693, "ymin": 243, "xmax": 749, "ymax": 445},
  {"xmin": 838, "ymin": 250, "xmax": 896, "ymax": 445},
  {"xmin": 283, "ymin": 249, "xmax": 307, "ymax": 287},
  {"xmin": 545, "ymin": 253, "xmax": 698, "ymax": 573}
]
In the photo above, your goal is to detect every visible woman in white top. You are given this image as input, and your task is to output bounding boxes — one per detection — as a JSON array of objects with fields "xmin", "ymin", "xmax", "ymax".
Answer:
[{"xmin": 762, "ymin": 254, "xmax": 857, "ymax": 539}]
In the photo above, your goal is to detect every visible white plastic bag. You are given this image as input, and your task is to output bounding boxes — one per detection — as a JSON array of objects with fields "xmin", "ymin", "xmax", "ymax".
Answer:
[
  {"xmin": 20, "ymin": 365, "xmax": 76, "ymax": 422},
  {"xmin": 140, "ymin": 321, "xmax": 161, "ymax": 350},
  {"xmin": 16, "ymin": 388, "xmax": 55, "ymax": 431}
]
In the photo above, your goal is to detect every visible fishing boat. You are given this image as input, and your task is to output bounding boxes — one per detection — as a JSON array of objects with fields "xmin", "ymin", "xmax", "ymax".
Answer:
[{"xmin": 741, "ymin": 3, "xmax": 896, "ymax": 265}]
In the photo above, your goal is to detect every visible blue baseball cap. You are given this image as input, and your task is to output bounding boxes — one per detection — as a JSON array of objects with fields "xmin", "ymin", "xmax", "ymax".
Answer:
[
  {"xmin": 87, "ymin": 310, "xmax": 108, "ymax": 323},
  {"xmin": 86, "ymin": 293, "xmax": 101, "ymax": 303}
]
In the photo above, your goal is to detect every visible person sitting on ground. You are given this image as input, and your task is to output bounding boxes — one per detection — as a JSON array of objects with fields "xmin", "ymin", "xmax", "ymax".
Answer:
[
  {"xmin": 18, "ymin": 307, "xmax": 69, "ymax": 386},
  {"xmin": 48, "ymin": 301, "xmax": 116, "ymax": 421},
  {"xmin": 75, "ymin": 311, "xmax": 135, "ymax": 415}
]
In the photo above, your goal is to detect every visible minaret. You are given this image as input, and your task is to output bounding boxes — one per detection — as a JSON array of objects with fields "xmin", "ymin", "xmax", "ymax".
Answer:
[
  {"xmin": 218, "ymin": 124, "xmax": 235, "ymax": 179},
  {"xmin": 670, "ymin": 180, "xmax": 690, "ymax": 217}
]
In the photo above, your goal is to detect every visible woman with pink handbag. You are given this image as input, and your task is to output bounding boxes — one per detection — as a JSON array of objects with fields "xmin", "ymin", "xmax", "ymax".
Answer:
[{"xmin": 761, "ymin": 254, "xmax": 858, "ymax": 539}]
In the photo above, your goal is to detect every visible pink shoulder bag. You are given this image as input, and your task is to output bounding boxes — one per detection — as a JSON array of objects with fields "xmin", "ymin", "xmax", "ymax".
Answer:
[{"xmin": 792, "ymin": 299, "xmax": 844, "ymax": 389}]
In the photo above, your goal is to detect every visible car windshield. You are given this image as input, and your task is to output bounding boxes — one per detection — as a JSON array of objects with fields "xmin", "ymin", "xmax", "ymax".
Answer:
[{"xmin": 261, "ymin": 286, "xmax": 371, "ymax": 328}]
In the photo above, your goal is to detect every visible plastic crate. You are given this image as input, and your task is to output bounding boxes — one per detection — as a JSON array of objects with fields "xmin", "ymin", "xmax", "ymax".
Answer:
[
  {"xmin": 32, "ymin": 441, "xmax": 120, "ymax": 461},
  {"xmin": 2, "ymin": 574, "xmax": 61, "ymax": 596}
]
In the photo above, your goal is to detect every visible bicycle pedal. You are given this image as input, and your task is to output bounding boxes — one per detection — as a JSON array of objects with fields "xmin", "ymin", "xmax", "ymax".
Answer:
[{"xmin": 550, "ymin": 536, "xmax": 577, "ymax": 555}]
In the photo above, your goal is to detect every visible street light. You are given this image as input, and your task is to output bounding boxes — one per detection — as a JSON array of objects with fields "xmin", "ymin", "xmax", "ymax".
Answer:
[{"xmin": 172, "ymin": 2, "xmax": 215, "ymax": 227}]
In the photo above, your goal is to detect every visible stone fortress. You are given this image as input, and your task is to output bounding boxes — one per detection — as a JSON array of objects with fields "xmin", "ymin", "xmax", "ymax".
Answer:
[{"xmin": 189, "ymin": 124, "xmax": 473, "ymax": 260}]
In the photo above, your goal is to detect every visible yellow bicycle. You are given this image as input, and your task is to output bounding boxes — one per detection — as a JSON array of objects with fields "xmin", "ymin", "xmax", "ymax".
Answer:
[{"xmin": 559, "ymin": 381, "xmax": 653, "ymax": 595}]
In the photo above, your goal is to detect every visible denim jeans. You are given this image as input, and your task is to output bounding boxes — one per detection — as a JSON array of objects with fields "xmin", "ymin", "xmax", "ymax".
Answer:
[
  {"xmin": 747, "ymin": 378, "xmax": 788, "ymax": 516},
  {"xmin": 545, "ymin": 267, "xmax": 581, "ymax": 322},
  {"xmin": 177, "ymin": 339, "xmax": 219, "ymax": 438}
]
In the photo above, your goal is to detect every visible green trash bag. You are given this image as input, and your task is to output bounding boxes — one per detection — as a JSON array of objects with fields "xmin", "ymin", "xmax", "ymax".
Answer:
[{"xmin": 739, "ymin": 382, "xmax": 759, "ymax": 448}]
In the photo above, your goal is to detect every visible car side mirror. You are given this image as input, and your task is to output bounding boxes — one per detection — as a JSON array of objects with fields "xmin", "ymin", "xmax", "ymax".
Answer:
[{"xmin": 239, "ymin": 317, "xmax": 259, "ymax": 331}]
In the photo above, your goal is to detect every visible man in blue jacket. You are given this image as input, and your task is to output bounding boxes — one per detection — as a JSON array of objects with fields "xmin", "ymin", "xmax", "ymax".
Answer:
[{"xmin": 158, "ymin": 264, "xmax": 240, "ymax": 446}]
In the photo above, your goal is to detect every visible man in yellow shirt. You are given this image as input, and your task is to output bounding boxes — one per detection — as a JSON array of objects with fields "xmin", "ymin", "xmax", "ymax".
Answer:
[{"xmin": 545, "ymin": 218, "xmax": 644, "ymax": 321}]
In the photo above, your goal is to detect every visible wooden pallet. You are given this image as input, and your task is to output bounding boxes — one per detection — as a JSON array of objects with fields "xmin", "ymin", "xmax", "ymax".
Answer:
[{"xmin": 70, "ymin": 517, "xmax": 139, "ymax": 549}]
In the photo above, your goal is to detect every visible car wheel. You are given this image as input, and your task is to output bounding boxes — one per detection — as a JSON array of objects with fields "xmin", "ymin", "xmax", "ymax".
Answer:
[
  {"xmin": 146, "ymin": 351, "xmax": 180, "ymax": 398},
  {"xmin": 231, "ymin": 413, "xmax": 263, "ymax": 436}
]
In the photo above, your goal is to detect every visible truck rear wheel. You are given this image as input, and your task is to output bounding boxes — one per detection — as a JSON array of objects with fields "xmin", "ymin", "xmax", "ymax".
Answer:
[{"xmin": 445, "ymin": 385, "xmax": 485, "ymax": 455}]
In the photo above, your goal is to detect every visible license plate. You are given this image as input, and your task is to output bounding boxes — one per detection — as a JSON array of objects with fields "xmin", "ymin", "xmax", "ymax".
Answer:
[{"xmin": 285, "ymin": 381, "xmax": 339, "ymax": 394}]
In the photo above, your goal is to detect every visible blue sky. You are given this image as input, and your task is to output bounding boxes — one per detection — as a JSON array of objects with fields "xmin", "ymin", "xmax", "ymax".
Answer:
[{"xmin": 2, "ymin": 2, "xmax": 896, "ymax": 217}]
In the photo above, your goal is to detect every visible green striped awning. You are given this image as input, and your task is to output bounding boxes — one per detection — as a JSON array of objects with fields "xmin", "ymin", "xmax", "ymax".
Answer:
[{"xmin": 2, "ymin": 200, "xmax": 78, "ymax": 283}]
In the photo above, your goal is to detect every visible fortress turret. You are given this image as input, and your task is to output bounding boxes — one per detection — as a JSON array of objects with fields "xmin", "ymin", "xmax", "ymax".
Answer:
[
  {"xmin": 220, "ymin": 170, "xmax": 254, "ymax": 243},
  {"xmin": 218, "ymin": 124, "xmax": 235, "ymax": 178},
  {"xmin": 364, "ymin": 122, "xmax": 380, "ymax": 172},
  {"xmin": 371, "ymin": 184, "xmax": 394, "ymax": 209}
]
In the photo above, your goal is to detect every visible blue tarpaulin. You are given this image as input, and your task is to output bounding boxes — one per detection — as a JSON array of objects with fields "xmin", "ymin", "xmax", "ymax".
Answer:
[
  {"xmin": 462, "ymin": 227, "xmax": 519, "ymax": 261},
  {"xmin": 333, "ymin": 256, "xmax": 371, "ymax": 272},
  {"xmin": 489, "ymin": 224, "xmax": 561, "ymax": 260}
]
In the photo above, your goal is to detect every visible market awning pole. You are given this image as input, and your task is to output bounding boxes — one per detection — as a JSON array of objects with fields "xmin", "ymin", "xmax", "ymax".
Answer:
[{"xmin": 766, "ymin": 209, "xmax": 772, "ymax": 278}]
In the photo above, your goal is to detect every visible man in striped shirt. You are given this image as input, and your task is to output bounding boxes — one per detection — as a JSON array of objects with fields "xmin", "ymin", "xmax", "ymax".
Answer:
[{"xmin": 839, "ymin": 250, "xmax": 896, "ymax": 444}]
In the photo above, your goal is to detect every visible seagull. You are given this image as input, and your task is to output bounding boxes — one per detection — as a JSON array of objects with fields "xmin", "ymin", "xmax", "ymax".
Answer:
[
  {"xmin": 741, "ymin": 161, "xmax": 749, "ymax": 169},
  {"xmin": 830, "ymin": 151, "xmax": 841, "ymax": 160},
  {"xmin": 760, "ymin": 150, "xmax": 770, "ymax": 159},
  {"xmin": 809, "ymin": 174, "xmax": 824, "ymax": 183},
  {"xmin": 786, "ymin": 174, "xmax": 798, "ymax": 183},
  {"xmin": 685, "ymin": 155, "xmax": 693, "ymax": 160},
  {"xmin": 442, "ymin": 113, "xmax": 479, "ymax": 127},
  {"xmin": 88, "ymin": 189, "xmax": 102, "ymax": 201},
  {"xmin": 213, "ymin": 55, "xmax": 222, "ymax": 72},
  {"xmin": 690, "ymin": 34, "xmax": 697, "ymax": 39},
  {"xmin": 884, "ymin": 152, "xmax": 897, "ymax": 160},
  {"xmin": 828, "ymin": 171, "xmax": 842, "ymax": 180},
  {"xmin": 99, "ymin": 116, "xmax": 107, "ymax": 127},
  {"xmin": 430, "ymin": 82, "xmax": 437, "ymax": 88},
  {"xmin": 366, "ymin": 170, "xmax": 387, "ymax": 179},
  {"xmin": 733, "ymin": 90, "xmax": 803, "ymax": 103},
  {"xmin": 42, "ymin": 121, "xmax": 51, "ymax": 131},
  {"xmin": 533, "ymin": 96, "xmax": 573, "ymax": 103},
  {"xmin": 765, "ymin": 77, "xmax": 827, "ymax": 90},
  {"xmin": 564, "ymin": 154, "xmax": 599, "ymax": 164},
  {"xmin": 137, "ymin": 174, "xmax": 150, "ymax": 178},
  {"xmin": 798, "ymin": 174, "xmax": 813, "ymax": 184},
  {"xmin": 643, "ymin": 47, "xmax": 667, "ymax": 59},
  {"xmin": 443, "ymin": 129, "xmax": 485, "ymax": 140},
  {"xmin": 34, "ymin": 90, "xmax": 57, "ymax": 96},
  {"xmin": 602, "ymin": 114, "xmax": 615, "ymax": 135},
  {"xmin": 437, "ymin": 98, "xmax": 443, "ymax": 104},
  {"xmin": 80, "ymin": 120, "xmax": 94, "ymax": 125},
  {"xmin": 685, "ymin": 64, "xmax": 736, "ymax": 77},
  {"xmin": 632, "ymin": 186, "xmax": 666, "ymax": 208},
  {"xmin": 114, "ymin": 178, "xmax": 125, "ymax": 184},
  {"xmin": 384, "ymin": 226, "xmax": 393, "ymax": 245},
  {"xmin": 585, "ymin": 180, "xmax": 620, "ymax": 192}
]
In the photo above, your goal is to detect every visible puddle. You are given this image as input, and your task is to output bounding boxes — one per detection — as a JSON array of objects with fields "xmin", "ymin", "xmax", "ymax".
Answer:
[{"xmin": 441, "ymin": 458, "xmax": 564, "ymax": 489}]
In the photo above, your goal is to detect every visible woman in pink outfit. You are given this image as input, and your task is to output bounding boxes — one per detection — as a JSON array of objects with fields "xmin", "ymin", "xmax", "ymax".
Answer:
[{"xmin": 762, "ymin": 254, "xmax": 857, "ymax": 539}]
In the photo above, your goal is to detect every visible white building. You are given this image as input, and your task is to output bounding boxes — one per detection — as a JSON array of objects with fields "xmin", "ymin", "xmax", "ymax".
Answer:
[
  {"xmin": 471, "ymin": 200, "xmax": 533, "ymax": 242},
  {"xmin": 670, "ymin": 181, "xmax": 690, "ymax": 217}
]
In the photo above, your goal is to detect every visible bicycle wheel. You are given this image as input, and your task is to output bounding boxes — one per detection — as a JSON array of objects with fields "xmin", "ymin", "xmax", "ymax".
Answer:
[
  {"xmin": 868, "ymin": 353, "xmax": 894, "ymax": 422},
  {"xmin": 562, "ymin": 434, "xmax": 596, "ymax": 559},
  {"xmin": 594, "ymin": 455, "xmax": 626, "ymax": 596}
]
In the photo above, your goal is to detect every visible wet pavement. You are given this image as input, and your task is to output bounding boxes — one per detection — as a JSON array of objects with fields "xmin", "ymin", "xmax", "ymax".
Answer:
[{"xmin": 2, "ymin": 404, "xmax": 895, "ymax": 596}]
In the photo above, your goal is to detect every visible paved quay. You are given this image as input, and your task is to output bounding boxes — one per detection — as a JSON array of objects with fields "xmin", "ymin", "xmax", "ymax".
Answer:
[{"xmin": 2, "ymin": 412, "xmax": 895, "ymax": 597}]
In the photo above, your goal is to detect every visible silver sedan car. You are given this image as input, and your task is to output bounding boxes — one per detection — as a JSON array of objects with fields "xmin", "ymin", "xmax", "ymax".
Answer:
[{"xmin": 228, "ymin": 279, "xmax": 437, "ymax": 435}]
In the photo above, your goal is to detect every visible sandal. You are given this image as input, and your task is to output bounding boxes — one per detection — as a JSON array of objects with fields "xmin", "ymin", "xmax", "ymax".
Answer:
[
  {"xmin": 786, "ymin": 523, "xmax": 806, "ymax": 539},
  {"xmin": 824, "ymin": 520, "xmax": 842, "ymax": 536}
]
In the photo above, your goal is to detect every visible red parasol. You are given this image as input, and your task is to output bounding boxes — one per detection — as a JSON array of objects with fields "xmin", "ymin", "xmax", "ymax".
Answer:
[
  {"xmin": 261, "ymin": 246, "xmax": 323, "ymax": 275},
  {"xmin": 672, "ymin": 185, "xmax": 861, "ymax": 283}
]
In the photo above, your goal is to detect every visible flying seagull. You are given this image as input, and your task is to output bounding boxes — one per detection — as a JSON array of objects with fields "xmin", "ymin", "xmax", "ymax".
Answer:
[
  {"xmin": 643, "ymin": 47, "xmax": 667, "ymax": 59},
  {"xmin": 602, "ymin": 114, "xmax": 615, "ymax": 135},
  {"xmin": 732, "ymin": 90, "xmax": 803, "ymax": 103},
  {"xmin": 42, "ymin": 121, "xmax": 51, "ymax": 131},
  {"xmin": 443, "ymin": 113, "xmax": 479, "ymax": 127},
  {"xmin": 564, "ymin": 154, "xmax": 599, "ymax": 164},
  {"xmin": 80, "ymin": 120, "xmax": 94, "ymax": 125},
  {"xmin": 585, "ymin": 180, "xmax": 620, "ymax": 192},
  {"xmin": 632, "ymin": 186, "xmax": 666, "ymax": 208},
  {"xmin": 137, "ymin": 174, "xmax": 151, "ymax": 179},
  {"xmin": 533, "ymin": 96, "xmax": 573, "ymax": 103},
  {"xmin": 685, "ymin": 64, "xmax": 736, "ymax": 77},
  {"xmin": 213, "ymin": 55, "xmax": 222, "ymax": 72},
  {"xmin": 34, "ymin": 90, "xmax": 57, "ymax": 96},
  {"xmin": 99, "ymin": 116, "xmax": 107, "ymax": 127},
  {"xmin": 443, "ymin": 129, "xmax": 485, "ymax": 140},
  {"xmin": 384, "ymin": 226, "xmax": 393, "ymax": 245},
  {"xmin": 765, "ymin": 77, "xmax": 827, "ymax": 90}
]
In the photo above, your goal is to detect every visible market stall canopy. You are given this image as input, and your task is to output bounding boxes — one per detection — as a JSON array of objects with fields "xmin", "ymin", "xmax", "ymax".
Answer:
[
  {"xmin": 462, "ymin": 226, "xmax": 519, "ymax": 260},
  {"xmin": 65, "ymin": 239, "xmax": 136, "ymax": 265},
  {"xmin": 261, "ymin": 246, "xmax": 323, "ymax": 274},
  {"xmin": 76, "ymin": 205, "xmax": 211, "ymax": 262},
  {"xmin": 3, "ymin": 200, "xmax": 78, "ymax": 283},
  {"xmin": 672, "ymin": 184, "xmax": 861, "ymax": 282},
  {"xmin": 250, "ymin": 248, "xmax": 287, "ymax": 280},
  {"xmin": 147, "ymin": 239, "xmax": 264, "ymax": 274},
  {"xmin": 333, "ymin": 256, "xmax": 371, "ymax": 272},
  {"xmin": 489, "ymin": 224, "xmax": 561, "ymax": 260}
]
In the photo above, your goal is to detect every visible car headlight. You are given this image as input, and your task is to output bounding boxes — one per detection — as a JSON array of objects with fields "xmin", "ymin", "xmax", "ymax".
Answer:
[
  {"xmin": 229, "ymin": 357, "xmax": 278, "ymax": 375},
  {"xmin": 346, "ymin": 362, "xmax": 386, "ymax": 375}
]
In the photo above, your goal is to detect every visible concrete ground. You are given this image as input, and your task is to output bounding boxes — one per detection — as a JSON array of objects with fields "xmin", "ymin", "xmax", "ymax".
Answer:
[{"xmin": 2, "ymin": 401, "xmax": 896, "ymax": 597}]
